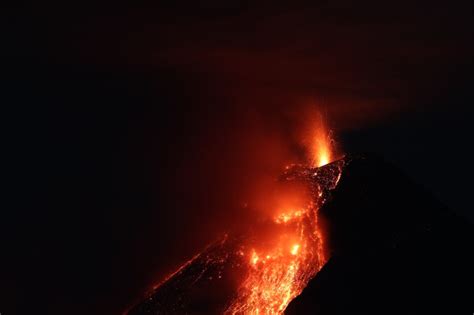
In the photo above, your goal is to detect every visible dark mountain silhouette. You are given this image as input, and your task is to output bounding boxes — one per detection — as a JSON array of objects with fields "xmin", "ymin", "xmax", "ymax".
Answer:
[{"xmin": 286, "ymin": 154, "xmax": 474, "ymax": 314}]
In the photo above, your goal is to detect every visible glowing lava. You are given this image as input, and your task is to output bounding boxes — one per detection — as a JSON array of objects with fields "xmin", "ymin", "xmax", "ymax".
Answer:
[
  {"xmin": 128, "ymin": 117, "xmax": 340, "ymax": 315},
  {"xmin": 225, "ymin": 122, "xmax": 335, "ymax": 315},
  {"xmin": 225, "ymin": 200, "xmax": 327, "ymax": 314}
]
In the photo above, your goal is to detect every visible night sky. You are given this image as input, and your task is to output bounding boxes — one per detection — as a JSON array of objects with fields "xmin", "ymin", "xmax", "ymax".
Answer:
[{"xmin": 3, "ymin": 1, "xmax": 473, "ymax": 314}]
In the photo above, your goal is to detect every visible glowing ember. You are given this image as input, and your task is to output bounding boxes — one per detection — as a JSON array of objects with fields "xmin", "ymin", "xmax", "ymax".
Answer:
[
  {"xmin": 274, "ymin": 209, "xmax": 304, "ymax": 224},
  {"xmin": 290, "ymin": 244, "xmax": 300, "ymax": 256}
]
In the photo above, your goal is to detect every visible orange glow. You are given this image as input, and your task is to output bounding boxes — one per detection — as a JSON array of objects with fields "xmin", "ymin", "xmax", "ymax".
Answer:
[
  {"xmin": 310, "ymin": 117, "xmax": 333, "ymax": 168},
  {"xmin": 226, "ymin": 200, "xmax": 327, "ymax": 315},
  {"xmin": 290, "ymin": 244, "xmax": 300, "ymax": 255},
  {"xmin": 274, "ymin": 209, "xmax": 304, "ymax": 224},
  {"xmin": 225, "ymin": 117, "xmax": 336, "ymax": 314},
  {"xmin": 139, "ymin": 115, "xmax": 340, "ymax": 315}
]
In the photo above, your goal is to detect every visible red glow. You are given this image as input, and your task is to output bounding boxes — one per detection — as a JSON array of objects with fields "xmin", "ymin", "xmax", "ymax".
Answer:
[
  {"xmin": 132, "ymin": 114, "xmax": 340, "ymax": 315},
  {"xmin": 225, "ymin": 117, "xmax": 336, "ymax": 314}
]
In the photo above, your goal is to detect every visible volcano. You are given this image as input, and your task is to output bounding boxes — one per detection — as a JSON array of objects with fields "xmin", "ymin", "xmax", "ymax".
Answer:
[{"xmin": 127, "ymin": 154, "xmax": 473, "ymax": 314}]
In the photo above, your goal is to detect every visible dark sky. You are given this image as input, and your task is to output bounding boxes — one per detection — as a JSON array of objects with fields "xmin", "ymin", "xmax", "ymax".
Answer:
[{"xmin": 2, "ymin": 1, "xmax": 473, "ymax": 314}]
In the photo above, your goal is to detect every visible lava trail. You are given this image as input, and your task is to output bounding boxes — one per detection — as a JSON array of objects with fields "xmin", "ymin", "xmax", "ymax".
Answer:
[{"xmin": 127, "ymin": 121, "xmax": 343, "ymax": 315}]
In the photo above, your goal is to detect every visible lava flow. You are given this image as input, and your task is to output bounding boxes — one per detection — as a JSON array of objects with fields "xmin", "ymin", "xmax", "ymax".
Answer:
[
  {"xmin": 127, "ymin": 120, "xmax": 343, "ymax": 315},
  {"xmin": 225, "ymin": 201, "xmax": 326, "ymax": 314},
  {"xmin": 225, "ymin": 125, "xmax": 335, "ymax": 315}
]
